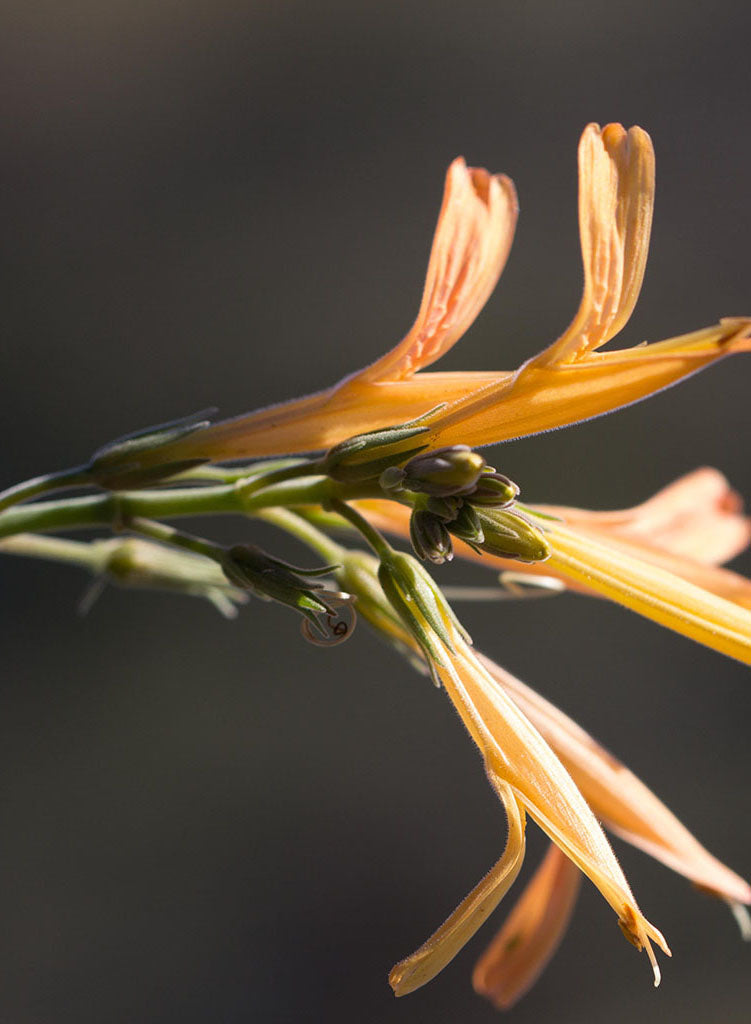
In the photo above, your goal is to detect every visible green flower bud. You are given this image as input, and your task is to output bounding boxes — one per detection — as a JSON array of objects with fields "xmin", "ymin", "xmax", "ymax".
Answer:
[
  {"xmin": 474, "ymin": 509, "xmax": 551, "ymax": 563},
  {"xmin": 409, "ymin": 510, "xmax": 454, "ymax": 565},
  {"xmin": 321, "ymin": 407, "xmax": 446, "ymax": 483},
  {"xmin": 222, "ymin": 544, "xmax": 352, "ymax": 640},
  {"xmin": 378, "ymin": 552, "xmax": 471, "ymax": 670},
  {"xmin": 469, "ymin": 472, "xmax": 520, "ymax": 507},
  {"xmin": 425, "ymin": 496, "xmax": 463, "ymax": 521},
  {"xmin": 401, "ymin": 446, "xmax": 486, "ymax": 496}
]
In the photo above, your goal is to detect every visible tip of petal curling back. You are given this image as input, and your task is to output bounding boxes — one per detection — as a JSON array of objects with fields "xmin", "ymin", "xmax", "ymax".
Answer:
[{"xmin": 728, "ymin": 900, "xmax": 751, "ymax": 941}]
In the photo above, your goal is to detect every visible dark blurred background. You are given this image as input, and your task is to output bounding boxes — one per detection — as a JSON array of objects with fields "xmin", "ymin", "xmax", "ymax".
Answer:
[{"xmin": 2, "ymin": 2, "xmax": 750, "ymax": 1021}]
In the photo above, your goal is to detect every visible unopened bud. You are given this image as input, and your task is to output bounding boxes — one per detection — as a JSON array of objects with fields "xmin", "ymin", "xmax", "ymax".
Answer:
[
  {"xmin": 223, "ymin": 544, "xmax": 353, "ymax": 641},
  {"xmin": 474, "ymin": 509, "xmax": 550, "ymax": 563},
  {"xmin": 409, "ymin": 510, "xmax": 454, "ymax": 565},
  {"xmin": 400, "ymin": 446, "xmax": 486, "ymax": 497},
  {"xmin": 469, "ymin": 472, "xmax": 520, "ymax": 508},
  {"xmin": 87, "ymin": 409, "xmax": 215, "ymax": 489},
  {"xmin": 321, "ymin": 408, "xmax": 445, "ymax": 483}
]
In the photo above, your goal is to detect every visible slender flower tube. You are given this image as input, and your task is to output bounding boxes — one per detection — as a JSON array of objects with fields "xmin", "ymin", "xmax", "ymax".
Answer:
[{"xmin": 128, "ymin": 123, "xmax": 749, "ymax": 471}]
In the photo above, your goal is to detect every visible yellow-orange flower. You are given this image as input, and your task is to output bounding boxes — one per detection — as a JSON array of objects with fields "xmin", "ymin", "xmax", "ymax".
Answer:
[
  {"xmin": 356, "ymin": 468, "xmax": 751, "ymax": 664},
  {"xmin": 150, "ymin": 123, "xmax": 750, "ymax": 464},
  {"xmin": 336, "ymin": 550, "xmax": 750, "ymax": 1005}
]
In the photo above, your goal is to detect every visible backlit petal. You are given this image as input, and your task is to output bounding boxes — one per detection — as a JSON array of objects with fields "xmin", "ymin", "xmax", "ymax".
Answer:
[
  {"xmin": 539, "ymin": 515, "xmax": 751, "ymax": 664},
  {"xmin": 536, "ymin": 468, "xmax": 751, "ymax": 567},
  {"xmin": 472, "ymin": 843, "xmax": 581, "ymax": 1009},
  {"xmin": 422, "ymin": 319, "xmax": 751, "ymax": 448},
  {"xmin": 531, "ymin": 123, "xmax": 655, "ymax": 366},
  {"xmin": 437, "ymin": 634, "xmax": 669, "ymax": 983},
  {"xmin": 479, "ymin": 654, "xmax": 751, "ymax": 905},
  {"xmin": 389, "ymin": 777, "xmax": 526, "ymax": 997},
  {"xmin": 362, "ymin": 159, "xmax": 518, "ymax": 381}
]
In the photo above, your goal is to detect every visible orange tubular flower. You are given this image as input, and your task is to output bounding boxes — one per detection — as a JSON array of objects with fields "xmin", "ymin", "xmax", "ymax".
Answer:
[
  {"xmin": 147, "ymin": 122, "xmax": 750, "ymax": 465},
  {"xmin": 382, "ymin": 587, "xmax": 670, "ymax": 996},
  {"xmin": 343, "ymin": 551, "xmax": 748, "ymax": 1006}
]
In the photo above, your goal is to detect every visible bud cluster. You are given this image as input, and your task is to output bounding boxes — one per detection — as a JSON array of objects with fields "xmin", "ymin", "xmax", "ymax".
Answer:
[{"xmin": 384, "ymin": 445, "xmax": 549, "ymax": 566}]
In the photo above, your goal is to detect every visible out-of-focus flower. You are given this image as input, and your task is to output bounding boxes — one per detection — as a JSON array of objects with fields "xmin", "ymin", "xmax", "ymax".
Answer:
[{"xmin": 143, "ymin": 124, "xmax": 750, "ymax": 466}]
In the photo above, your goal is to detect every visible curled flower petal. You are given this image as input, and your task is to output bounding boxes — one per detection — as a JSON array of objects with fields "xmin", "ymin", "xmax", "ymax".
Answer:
[
  {"xmin": 532, "ymin": 122, "xmax": 655, "ymax": 366},
  {"xmin": 362, "ymin": 160, "xmax": 518, "ymax": 381},
  {"xmin": 389, "ymin": 777, "xmax": 526, "ymax": 997},
  {"xmin": 103, "ymin": 124, "xmax": 748, "ymax": 471},
  {"xmin": 478, "ymin": 653, "xmax": 751, "ymax": 905},
  {"xmin": 472, "ymin": 843, "xmax": 582, "ymax": 1009},
  {"xmin": 153, "ymin": 160, "xmax": 517, "ymax": 461}
]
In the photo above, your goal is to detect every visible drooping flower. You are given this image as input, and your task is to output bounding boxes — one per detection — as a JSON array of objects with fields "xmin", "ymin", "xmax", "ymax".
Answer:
[
  {"xmin": 334, "ymin": 548, "xmax": 750, "ymax": 1005},
  {"xmin": 140, "ymin": 123, "xmax": 750, "ymax": 466},
  {"xmin": 375, "ymin": 552, "xmax": 670, "ymax": 993}
]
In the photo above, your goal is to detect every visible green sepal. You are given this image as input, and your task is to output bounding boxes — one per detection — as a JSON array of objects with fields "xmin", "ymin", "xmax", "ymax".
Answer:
[
  {"xmin": 87, "ymin": 409, "xmax": 216, "ymax": 489},
  {"xmin": 321, "ymin": 405, "xmax": 446, "ymax": 482}
]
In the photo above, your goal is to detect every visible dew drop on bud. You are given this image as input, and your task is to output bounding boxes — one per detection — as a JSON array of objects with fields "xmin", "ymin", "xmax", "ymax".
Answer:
[{"xmin": 301, "ymin": 594, "xmax": 357, "ymax": 647}]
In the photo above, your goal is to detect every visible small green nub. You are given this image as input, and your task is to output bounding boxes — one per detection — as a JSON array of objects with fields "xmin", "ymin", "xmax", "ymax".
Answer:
[{"xmin": 469, "ymin": 472, "xmax": 520, "ymax": 508}]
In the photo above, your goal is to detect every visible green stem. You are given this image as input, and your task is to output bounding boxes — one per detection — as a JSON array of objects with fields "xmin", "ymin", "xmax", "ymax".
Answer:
[
  {"xmin": 255, "ymin": 508, "xmax": 345, "ymax": 564},
  {"xmin": 0, "ymin": 532, "xmax": 109, "ymax": 572},
  {"xmin": 126, "ymin": 517, "xmax": 227, "ymax": 563},
  {"xmin": 0, "ymin": 465, "xmax": 91, "ymax": 514},
  {"xmin": 326, "ymin": 498, "xmax": 394, "ymax": 561},
  {"xmin": 0, "ymin": 477, "xmax": 380, "ymax": 541},
  {"xmin": 171, "ymin": 458, "xmax": 311, "ymax": 485}
]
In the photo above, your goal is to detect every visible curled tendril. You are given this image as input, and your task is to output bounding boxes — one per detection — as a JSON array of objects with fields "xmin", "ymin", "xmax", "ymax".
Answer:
[{"xmin": 301, "ymin": 592, "xmax": 357, "ymax": 647}]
